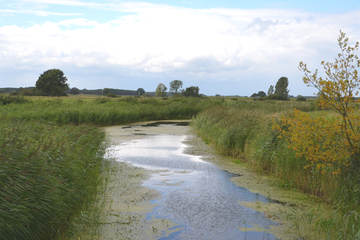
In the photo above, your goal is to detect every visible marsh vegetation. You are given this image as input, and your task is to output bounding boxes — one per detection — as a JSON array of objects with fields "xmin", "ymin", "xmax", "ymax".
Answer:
[{"xmin": 1, "ymin": 94, "xmax": 360, "ymax": 239}]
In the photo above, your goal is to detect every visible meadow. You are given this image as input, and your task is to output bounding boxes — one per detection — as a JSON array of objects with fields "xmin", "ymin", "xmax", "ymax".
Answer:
[{"xmin": 1, "ymin": 94, "xmax": 359, "ymax": 239}]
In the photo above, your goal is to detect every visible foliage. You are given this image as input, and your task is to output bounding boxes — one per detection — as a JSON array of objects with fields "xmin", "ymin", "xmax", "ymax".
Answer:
[
  {"xmin": 267, "ymin": 85, "xmax": 274, "ymax": 96},
  {"xmin": 0, "ymin": 95, "xmax": 28, "ymax": 105},
  {"xmin": 251, "ymin": 91, "xmax": 266, "ymax": 98},
  {"xmin": 277, "ymin": 31, "xmax": 360, "ymax": 173},
  {"xmin": 71, "ymin": 87, "xmax": 80, "ymax": 95},
  {"xmin": 137, "ymin": 88, "xmax": 145, "ymax": 96},
  {"xmin": 36, "ymin": 69, "xmax": 69, "ymax": 96},
  {"xmin": 274, "ymin": 77, "xmax": 289, "ymax": 98},
  {"xmin": 296, "ymin": 95, "xmax": 307, "ymax": 101},
  {"xmin": 102, "ymin": 88, "xmax": 111, "ymax": 95},
  {"xmin": 107, "ymin": 93, "xmax": 118, "ymax": 98},
  {"xmin": 266, "ymin": 94, "xmax": 289, "ymax": 101},
  {"xmin": 20, "ymin": 88, "xmax": 41, "ymax": 96},
  {"xmin": 272, "ymin": 31, "xmax": 360, "ymax": 238},
  {"xmin": 169, "ymin": 80, "xmax": 183, "ymax": 94},
  {"xmin": 155, "ymin": 83, "xmax": 167, "ymax": 97},
  {"xmin": 0, "ymin": 120, "xmax": 106, "ymax": 239},
  {"xmin": 182, "ymin": 86, "xmax": 200, "ymax": 97},
  {"xmin": 258, "ymin": 91, "xmax": 266, "ymax": 97}
]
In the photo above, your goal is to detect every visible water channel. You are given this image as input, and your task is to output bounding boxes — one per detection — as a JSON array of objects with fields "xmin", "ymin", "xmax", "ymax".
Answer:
[{"xmin": 103, "ymin": 121, "xmax": 283, "ymax": 240}]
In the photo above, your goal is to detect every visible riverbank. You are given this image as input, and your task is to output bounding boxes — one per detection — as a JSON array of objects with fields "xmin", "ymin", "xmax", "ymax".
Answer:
[
  {"xmin": 192, "ymin": 105, "xmax": 357, "ymax": 239},
  {"xmin": 184, "ymin": 131, "xmax": 335, "ymax": 239}
]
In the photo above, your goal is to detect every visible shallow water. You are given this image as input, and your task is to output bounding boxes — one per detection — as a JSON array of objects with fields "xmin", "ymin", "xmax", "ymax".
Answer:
[{"xmin": 108, "ymin": 122, "xmax": 280, "ymax": 240}]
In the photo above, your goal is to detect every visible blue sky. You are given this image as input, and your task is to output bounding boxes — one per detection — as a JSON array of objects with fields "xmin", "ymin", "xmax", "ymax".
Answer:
[{"xmin": 1, "ymin": 0, "xmax": 360, "ymax": 96}]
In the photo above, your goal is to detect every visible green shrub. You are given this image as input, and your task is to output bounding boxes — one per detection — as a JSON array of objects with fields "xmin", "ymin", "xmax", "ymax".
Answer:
[
  {"xmin": 296, "ymin": 95, "xmax": 307, "ymax": 101},
  {"xmin": 0, "ymin": 95, "xmax": 28, "ymax": 105},
  {"xmin": 107, "ymin": 93, "xmax": 118, "ymax": 98},
  {"xmin": 266, "ymin": 94, "xmax": 290, "ymax": 101}
]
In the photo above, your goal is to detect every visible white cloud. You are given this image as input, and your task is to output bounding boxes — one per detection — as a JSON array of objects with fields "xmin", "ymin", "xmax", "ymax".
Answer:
[
  {"xmin": 0, "ymin": 9, "xmax": 82, "ymax": 16},
  {"xmin": 0, "ymin": 3, "xmax": 360, "ymax": 95},
  {"xmin": 58, "ymin": 18, "xmax": 98, "ymax": 27}
]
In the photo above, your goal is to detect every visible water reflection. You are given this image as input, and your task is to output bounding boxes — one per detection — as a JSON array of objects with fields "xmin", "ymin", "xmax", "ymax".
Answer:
[{"xmin": 111, "ymin": 133, "xmax": 279, "ymax": 239}]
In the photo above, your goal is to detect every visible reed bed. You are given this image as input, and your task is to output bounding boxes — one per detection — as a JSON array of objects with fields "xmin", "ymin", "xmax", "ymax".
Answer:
[
  {"xmin": 0, "ymin": 120, "xmax": 107, "ymax": 239},
  {"xmin": 0, "ymin": 96, "xmax": 215, "ymax": 126}
]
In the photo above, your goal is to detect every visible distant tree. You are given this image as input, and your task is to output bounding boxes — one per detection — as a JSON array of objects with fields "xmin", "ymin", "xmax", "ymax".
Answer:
[
  {"xmin": 296, "ymin": 95, "xmax": 307, "ymax": 101},
  {"xmin": 102, "ymin": 88, "xmax": 111, "ymax": 95},
  {"xmin": 35, "ymin": 69, "xmax": 69, "ymax": 96},
  {"xmin": 169, "ymin": 80, "xmax": 183, "ymax": 94},
  {"xmin": 274, "ymin": 77, "xmax": 289, "ymax": 98},
  {"xmin": 155, "ymin": 83, "xmax": 167, "ymax": 97},
  {"xmin": 70, "ymin": 87, "xmax": 80, "ymax": 95},
  {"xmin": 182, "ymin": 86, "xmax": 200, "ymax": 97},
  {"xmin": 258, "ymin": 91, "xmax": 266, "ymax": 97},
  {"xmin": 267, "ymin": 85, "xmax": 274, "ymax": 96},
  {"xmin": 251, "ymin": 91, "xmax": 266, "ymax": 98},
  {"xmin": 137, "ymin": 88, "xmax": 145, "ymax": 96}
]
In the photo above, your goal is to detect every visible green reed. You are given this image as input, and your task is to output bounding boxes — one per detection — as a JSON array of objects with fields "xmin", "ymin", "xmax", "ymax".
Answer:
[
  {"xmin": 0, "ymin": 120, "xmax": 107, "ymax": 239},
  {"xmin": 0, "ymin": 96, "xmax": 211, "ymax": 126}
]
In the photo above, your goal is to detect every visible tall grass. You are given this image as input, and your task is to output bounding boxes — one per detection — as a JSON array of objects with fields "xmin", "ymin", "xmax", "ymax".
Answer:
[
  {"xmin": 0, "ymin": 120, "xmax": 107, "ymax": 239},
  {"xmin": 192, "ymin": 101, "xmax": 360, "ymax": 239},
  {"xmin": 0, "ymin": 96, "xmax": 212, "ymax": 126}
]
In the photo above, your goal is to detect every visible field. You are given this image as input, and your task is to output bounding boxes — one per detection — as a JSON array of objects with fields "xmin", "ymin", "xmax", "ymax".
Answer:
[{"xmin": 1, "ymin": 94, "xmax": 359, "ymax": 239}]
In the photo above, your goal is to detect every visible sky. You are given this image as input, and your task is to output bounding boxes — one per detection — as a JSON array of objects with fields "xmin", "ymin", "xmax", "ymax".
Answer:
[{"xmin": 0, "ymin": 0, "xmax": 360, "ymax": 96}]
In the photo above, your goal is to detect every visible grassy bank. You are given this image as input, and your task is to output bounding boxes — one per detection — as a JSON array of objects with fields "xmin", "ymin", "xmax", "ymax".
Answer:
[{"xmin": 192, "ymin": 101, "xmax": 360, "ymax": 239}]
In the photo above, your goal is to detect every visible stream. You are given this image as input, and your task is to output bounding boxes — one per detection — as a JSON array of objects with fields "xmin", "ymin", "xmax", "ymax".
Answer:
[{"xmin": 103, "ymin": 121, "xmax": 282, "ymax": 240}]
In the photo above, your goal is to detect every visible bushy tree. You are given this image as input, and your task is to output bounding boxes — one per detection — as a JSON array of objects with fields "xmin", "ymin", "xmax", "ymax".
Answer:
[
  {"xmin": 137, "ymin": 88, "xmax": 145, "ymax": 96},
  {"xmin": 258, "ymin": 91, "xmax": 266, "ymax": 97},
  {"xmin": 35, "ymin": 69, "xmax": 69, "ymax": 96},
  {"xmin": 102, "ymin": 88, "xmax": 111, "ymax": 95},
  {"xmin": 169, "ymin": 80, "xmax": 183, "ymax": 94},
  {"xmin": 251, "ymin": 91, "xmax": 266, "ymax": 98},
  {"xmin": 155, "ymin": 83, "xmax": 167, "ymax": 97},
  {"xmin": 182, "ymin": 86, "xmax": 199, "ymax": 97},
  {"xmin": 296, "ymin": 95, "xmax": 307, "ymax": 101},
  {"xmin": 276, "ymin": 31, "xmax": 360, "ymax": 173},
  {"xmin": 70, "ymin": 87, "xmax": 80, "ymax": 95},
  {"xmin": 274, "ymin": 77, "xmax": 289, "ymax": 98}
]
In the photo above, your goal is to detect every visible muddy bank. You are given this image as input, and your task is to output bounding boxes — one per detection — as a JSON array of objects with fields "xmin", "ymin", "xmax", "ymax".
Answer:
[
  {"xmin": 99, "ymin": 120, "xmax": 330, "ymax": 239},
  {"xmin": 99, "ymin": 121, "xmax": 191, "ymax": 240}
]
